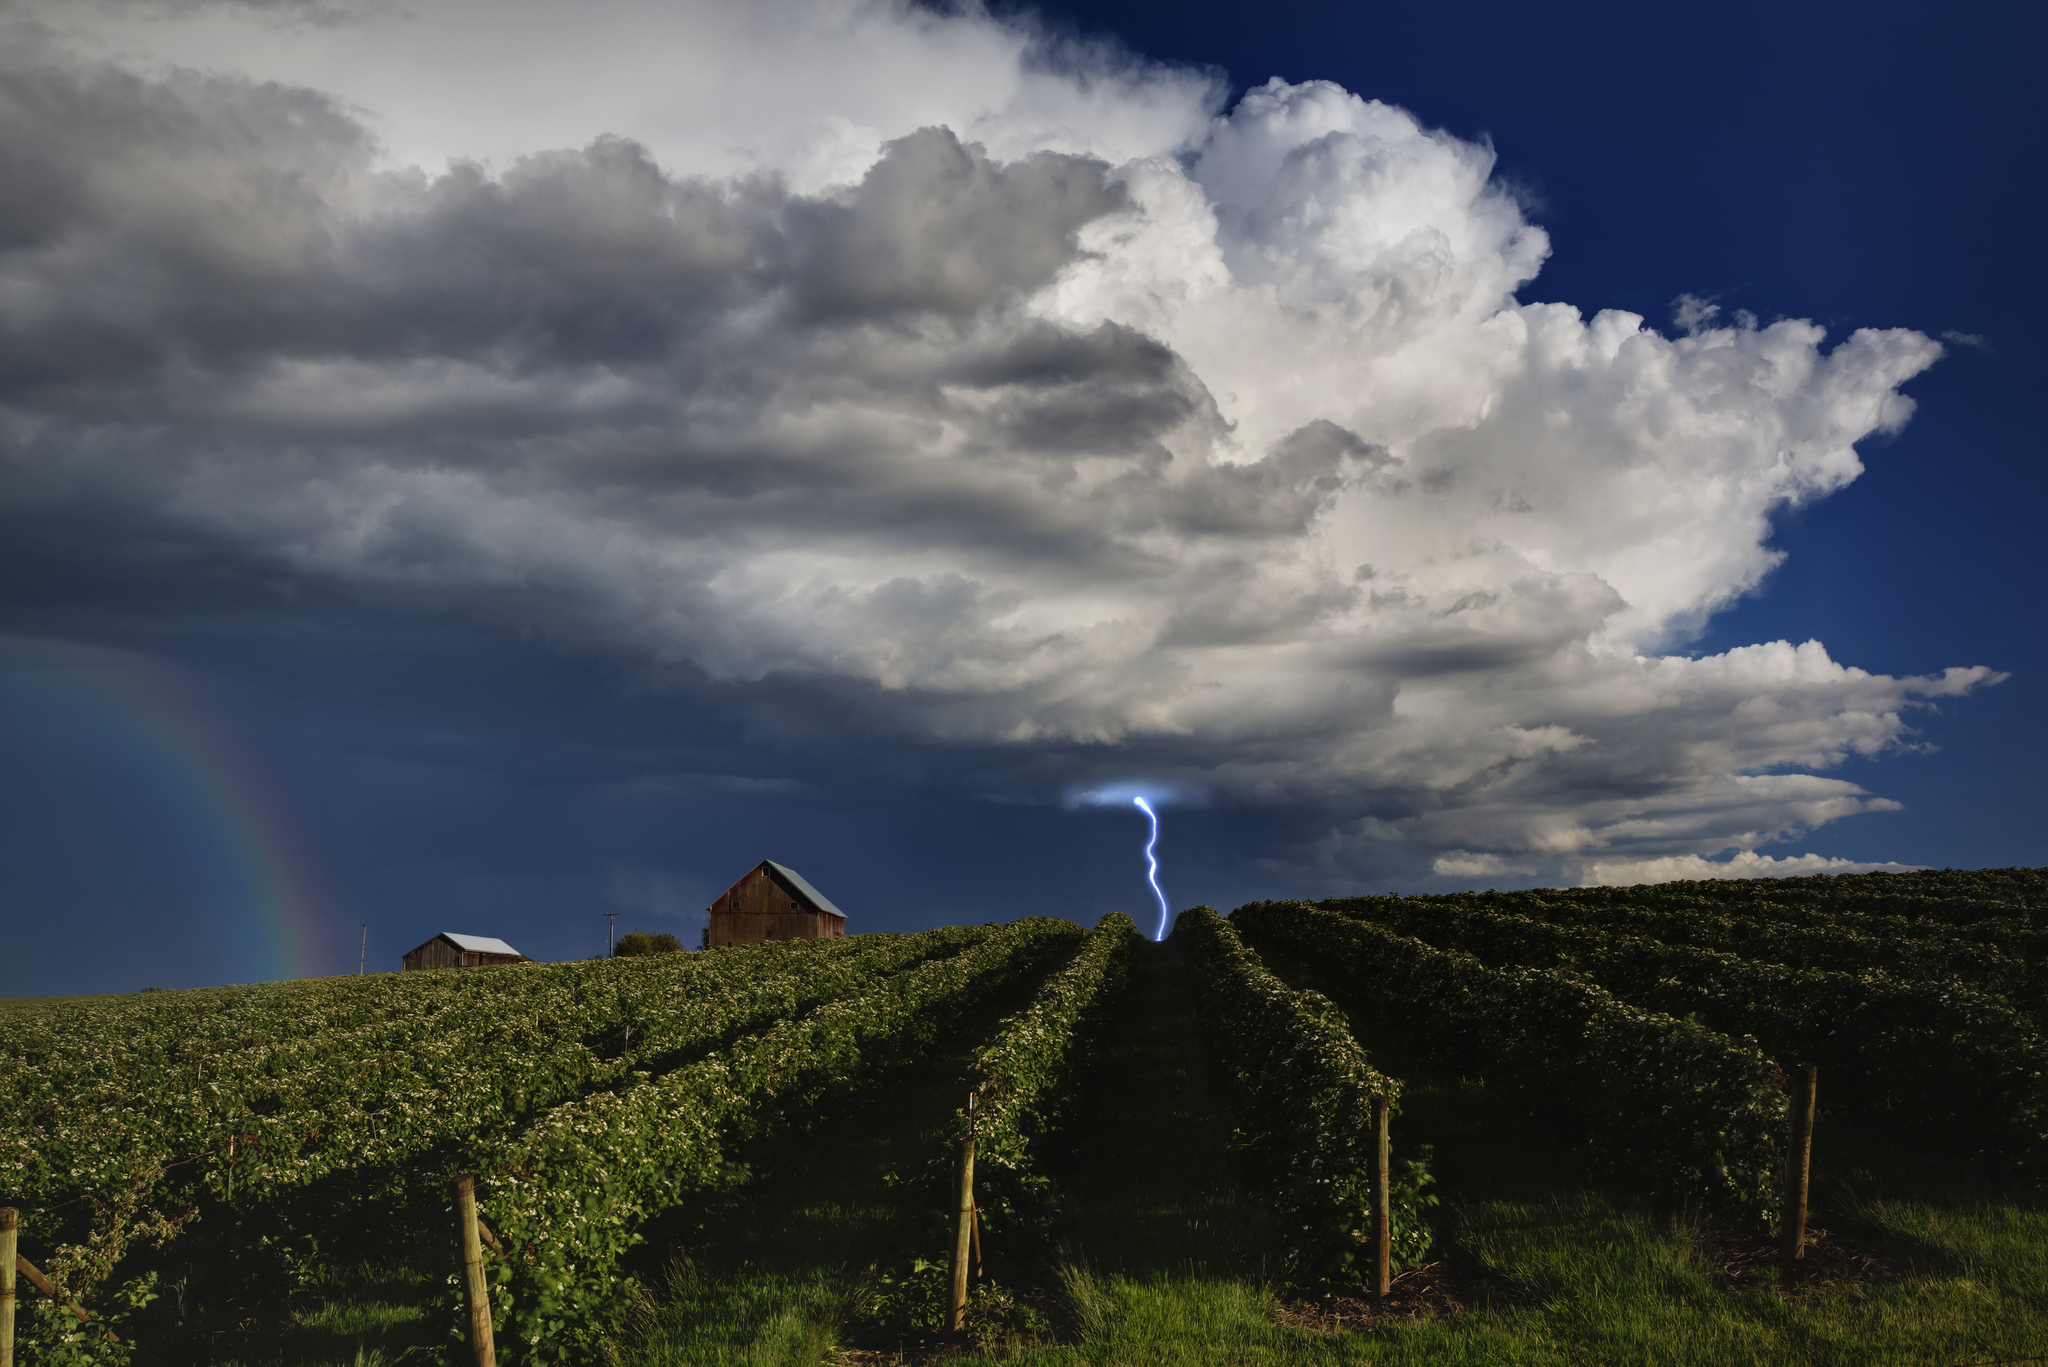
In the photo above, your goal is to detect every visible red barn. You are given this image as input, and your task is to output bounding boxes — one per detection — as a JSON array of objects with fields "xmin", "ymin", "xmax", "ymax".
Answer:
[{"xmin": 707, "ymin": 860, "xmax": 848, "ymax": 947}]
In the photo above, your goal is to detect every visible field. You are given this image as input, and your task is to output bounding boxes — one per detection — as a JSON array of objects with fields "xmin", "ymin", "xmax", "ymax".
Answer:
[{"xmin": 4, "ymin": 868, "xmax": 2048, "ymax": 1365}]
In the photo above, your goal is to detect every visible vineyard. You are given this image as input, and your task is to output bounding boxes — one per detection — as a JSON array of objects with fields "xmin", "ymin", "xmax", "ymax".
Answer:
[{"xmin": 3, "ymin": 868, "xmax": 2048, "ymax": 1365}]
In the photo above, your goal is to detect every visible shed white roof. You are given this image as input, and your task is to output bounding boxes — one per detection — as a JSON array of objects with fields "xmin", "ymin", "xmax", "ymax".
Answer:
[
  {"xmin": 763, "ymin": 861, "xmax": 847, "ymax": 919},
  {"xmin": 440, "ymin": 932, "xmax": 526, "ymax": 956}
]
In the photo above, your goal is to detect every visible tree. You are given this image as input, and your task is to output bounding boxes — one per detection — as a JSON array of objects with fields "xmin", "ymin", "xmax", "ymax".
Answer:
[{"xmin": 614, "ymin": 930, "xmax": 683, "ymax": 957}]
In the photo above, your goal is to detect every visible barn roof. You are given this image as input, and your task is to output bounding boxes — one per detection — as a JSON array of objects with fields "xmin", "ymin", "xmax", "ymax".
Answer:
[
  {"xmin": 440, "ymin": 932, "xmax": 527, "ymax": 957},
  {"xmin": 763, "ymin": 861, "xmax": 847, "ymax": 919}
]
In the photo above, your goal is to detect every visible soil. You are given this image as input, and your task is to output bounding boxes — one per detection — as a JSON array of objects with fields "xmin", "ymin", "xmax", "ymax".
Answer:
[
  {"xmin": 1273, "ymin": 1258, "xmax": 1473, "ymax": 1333},
  {"xmin": 1703, "ymin": 1218, "xmax": 1914, "ymax": 1295}
]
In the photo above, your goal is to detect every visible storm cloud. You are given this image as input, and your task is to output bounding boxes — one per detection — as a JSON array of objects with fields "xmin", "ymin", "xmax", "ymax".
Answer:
[{"xmin": 0, "ymin": 0, "xmax": 1998, "ymax": 886}]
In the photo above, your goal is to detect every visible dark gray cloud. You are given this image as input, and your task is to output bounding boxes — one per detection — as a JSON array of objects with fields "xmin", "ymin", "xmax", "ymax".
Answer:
[{"xmin": 790, "ymin": 127, "xmax": 1129, "ymax": 319}]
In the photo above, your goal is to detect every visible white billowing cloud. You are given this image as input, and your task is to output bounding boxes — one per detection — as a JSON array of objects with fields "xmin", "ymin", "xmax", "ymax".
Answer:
[
  {"xmin": 1580, "ymin": 851, "xmax": 1928, "ymax": 888},
  {"xmin": 1042, "ymin": 88, "xmax": 1938, "ymax": 652},
  {"xmin": 0, "ymin": 0, "xmax": 2000, "ymax": 883}
]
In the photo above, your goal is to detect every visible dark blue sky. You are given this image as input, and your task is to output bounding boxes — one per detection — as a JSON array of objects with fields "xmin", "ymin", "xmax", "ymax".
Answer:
[{"xmin": 1, "ymin": 0, "xmax": 2040, "ymax": 994}]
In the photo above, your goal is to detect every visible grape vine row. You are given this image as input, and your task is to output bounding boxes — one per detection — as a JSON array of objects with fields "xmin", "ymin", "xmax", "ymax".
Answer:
[
  {"xmin": 1232, "ymin": 900, "xmax": 1786, "ymax": 1228},
  {"xmin": 1176, "ymin": 907, "xmax": 1425, "ymax": 1287}
]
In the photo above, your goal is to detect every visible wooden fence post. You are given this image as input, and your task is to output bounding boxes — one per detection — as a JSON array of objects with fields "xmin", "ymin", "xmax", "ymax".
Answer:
[
  {"xmin": 1372, "ymin": 1095, "xmax": 1392, "ymax": 1299},
  {"xmin": 947, "ymin": 1094, "xmax": 977, "ymax": 1336},
  {"xmin": 2, "ymin": 1208, "xmax": 17, "ymax": 1367},
  {"xmin": 454, "ymin": 1176, "xmax": 497, "ymax": 1367},
  {"xmin": 1780, "ymin": 1064, "xmax": 1817, "ymax": 1278}
]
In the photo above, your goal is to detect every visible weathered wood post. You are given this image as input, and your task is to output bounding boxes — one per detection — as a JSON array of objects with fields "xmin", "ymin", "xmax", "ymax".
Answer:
[
  {"xmin": 454, "ymin": 1176, "xmax": 498, "ymax": 1367},
  {"xmin": 969, "ymin": 1200, "xmax": 984, "ymax": 1282},
  {"xmin": 2, "ymin": 1208, "xmax": 18, "ymax": 1367},
  {"xmin": 1372, "ymin": 1094, "xmax": 1392, "ymax": 1299},
  {"xmin": 947, "ymin": 1093, "xmax": 977, "ymax": 1336},
  {"xmin": 1780, "ymin": 1064, "xmax": 1817, "ymax": 1278}
]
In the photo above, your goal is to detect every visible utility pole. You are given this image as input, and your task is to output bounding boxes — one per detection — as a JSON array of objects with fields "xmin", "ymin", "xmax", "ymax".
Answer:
[
  {"xmin": 604, "ymin": 912, "xmax": 619, "ymax": 958},
  {"xmin": 359, "ymin": 923, "xmax": 368, "ymax": 975}
]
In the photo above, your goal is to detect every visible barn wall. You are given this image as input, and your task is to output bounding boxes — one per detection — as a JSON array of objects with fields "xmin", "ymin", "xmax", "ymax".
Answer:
[
  {"xmin": 707, "ymin": 866, "xmax": 845, "ymax": 947},
  {"xmin": 403, "ymin": 940, "xmax": 531, "ymax": 969},
  {"xmin": 403, "ymin": 938, "xmax": 463, "ymax": 970},
  {"xmin": 711, "ymin": 910, "xmax": 829, "ymax": 946}
]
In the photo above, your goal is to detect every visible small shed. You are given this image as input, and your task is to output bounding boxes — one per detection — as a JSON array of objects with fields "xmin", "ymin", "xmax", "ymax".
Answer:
[
  {"xmin": 401, "ymin": 932, "xmax": 534, "ymax": 971},
  {"xmin": 707, "ymin": 860, "xmax": 848, "ymax": 947}
]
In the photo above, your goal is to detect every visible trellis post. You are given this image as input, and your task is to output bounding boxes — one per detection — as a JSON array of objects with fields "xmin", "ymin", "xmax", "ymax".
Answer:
[
  {"xmin": 1780, "ymin": 1064, "xmax": 1817, "ymax": 1278},
  {"xmin": 455, "ymin": 1176, "xmax": 497, "ymax": 1367},
  {"xmin": 1372, "ymin": 1095, "xmax": 1392, "ymax": 1299},
  {"xmin": 947, "ymin": 1093, "xmax": 977, "ymax": 1335},
  {"xmin": 2, "ymin": 1207, "xmax": 17, "ymax": 1367}
]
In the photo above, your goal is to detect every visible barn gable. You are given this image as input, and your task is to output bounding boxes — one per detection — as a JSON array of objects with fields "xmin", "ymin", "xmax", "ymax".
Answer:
[{"xmin": 707, "ymin": 860, "xmax": 848, "ymax": 947}]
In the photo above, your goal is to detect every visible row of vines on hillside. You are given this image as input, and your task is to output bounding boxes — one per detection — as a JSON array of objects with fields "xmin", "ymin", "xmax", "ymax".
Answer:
[
  {"xmin": 1176, "ymin": 907, "xmax": 1428, "ymax": 1289},
  {"xmin": 1325, "ymin": 891, "xmax": 2033, "ymax": 1000},
  {"xmin": 474, "ymin": 917, "xmax": 1085, "ymax": 1363},
  {"xmin": 0, "ymin": 927, "xmax": 990, "ymax": 1360},
  {"xmin": 1326, "ymin": 896, "xmax": 2048, "ymax": 1183},
  {"xmin": 1536, "ymin": 867, "xmax": 2048, "ymax": 917},
  {"xmin": 850, "ymin": 913, "xmax": 1146, "ymax": 1343},
  {"xmin": 1231, "ymin": 901, "xmax": 1788, "ymax": 1229},
  {"xmin": 961, "ymin": 913, "xmax": 1139, "ymax": 1201},
  {"xmin": 1357, "ymin": 867, "xmax": 2048, "ymax": 960}
]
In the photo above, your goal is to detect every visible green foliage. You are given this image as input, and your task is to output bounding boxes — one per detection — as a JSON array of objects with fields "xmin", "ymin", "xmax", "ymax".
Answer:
[
  {"xmin": 474, "ymin": 918, "xmax": 1085, "ymax": 1363},
  {"xmin": 1327, "ymin": 873, "xmax": 2048, "ymax": 995},
  {"xmin": 862, "ymin": 1257, "xmax": 1050, "ymax": 1348},
  {"xmin": 893, "ymin": 912, "xmax": 1144, "ymax": 1314},
  {"xmin": 1324, "ymin": 886, "xmax": 2048, "ymax": 1187},
  {"xmin": 1173, "ymin": 907, "xmax": 1427, "ymax": 1290},
  {"xmin": 18, "ymin": 1281, "xmax": 147, "ymax": 1367},
  {"xmin": 0, "ymin": 927, "xmax": 986, "ymax": 1360},
  {"xmin": 1231, "ymin": 900, "xmax": 1787, "ymax": 1231},
  {"xmin": 1332, "ymin": 866, "xmax": 2048, "ymax": 1008},
  {"xmin": 962, "ymin": 913, "xmax": 1140, "ymax": 1175},
  {"xmin": 1328, "ymin": 889, "xmax": 2029, "ymax": 994},
  {"xmin": 614, "ymin": 932, "xmax": 684, "ymax": 957}
]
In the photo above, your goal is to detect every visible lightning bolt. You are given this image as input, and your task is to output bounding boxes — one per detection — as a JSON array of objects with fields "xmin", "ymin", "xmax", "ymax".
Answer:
[{"xmin": 1133, "ymin": 796, "xmax": 1169, "ymax": 940}]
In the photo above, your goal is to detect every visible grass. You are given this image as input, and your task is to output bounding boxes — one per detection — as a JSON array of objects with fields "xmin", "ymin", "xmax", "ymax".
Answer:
[
  {"xmin": 628, "ymin": 1266, "xmax": 855, "ymax": 1367},
  {"xmin": 104, "ymin": 941, "xmax": 2048, "ymax": 1364},
  {"xmin": 185, "ymin": 1261, "xmax": 442, "ymax": 1367}
]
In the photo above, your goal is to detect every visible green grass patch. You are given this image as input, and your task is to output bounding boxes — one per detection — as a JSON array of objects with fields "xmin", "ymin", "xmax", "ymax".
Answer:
[
  {"xmin": 628, "ymin": 1264, "xmax": 855, "ymax": 1367},
  {"xmin": 186, "ymin": 1260, "xmax": 442, "ymax": 1367}
]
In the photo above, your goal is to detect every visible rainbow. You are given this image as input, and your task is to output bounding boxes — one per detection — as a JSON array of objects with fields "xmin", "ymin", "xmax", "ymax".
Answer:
[{"xmin": 3, "ymin": 639, "xmax": 327, "ymax": 982}]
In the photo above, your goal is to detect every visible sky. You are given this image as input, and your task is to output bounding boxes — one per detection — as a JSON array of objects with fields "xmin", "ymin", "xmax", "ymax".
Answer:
[{"xmin": 1, "ymin": 0, "xmax": 2041, "ymax": 993}]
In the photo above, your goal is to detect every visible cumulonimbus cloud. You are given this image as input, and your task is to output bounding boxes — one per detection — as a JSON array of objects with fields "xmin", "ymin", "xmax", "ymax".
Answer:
[{"xmin": 0, "ymin": 0, "xmax": 2000, "ymax": 885}]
